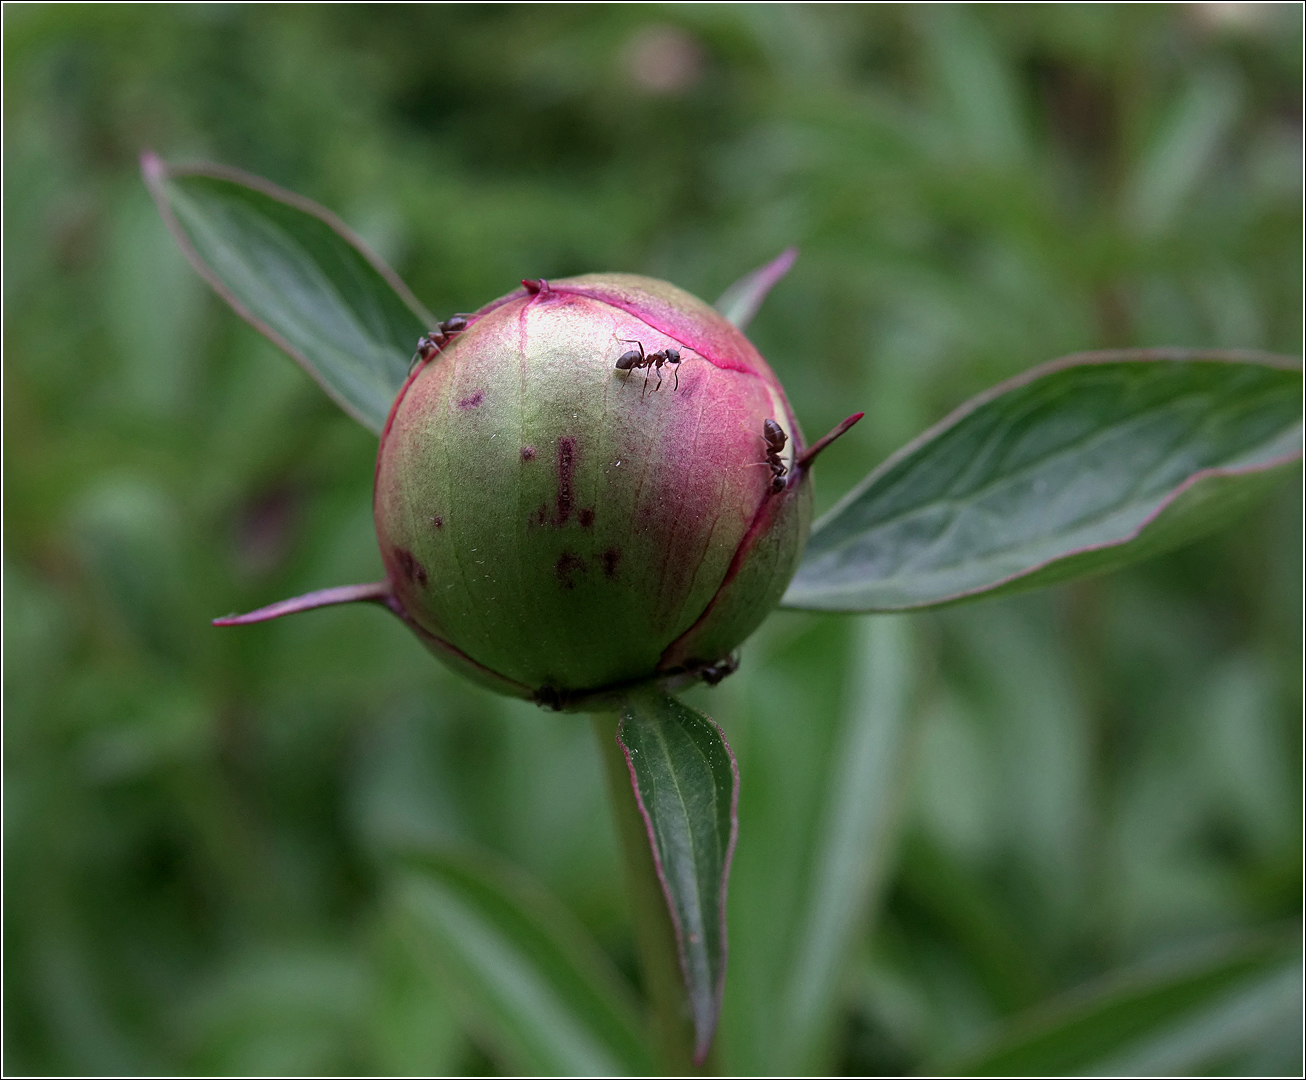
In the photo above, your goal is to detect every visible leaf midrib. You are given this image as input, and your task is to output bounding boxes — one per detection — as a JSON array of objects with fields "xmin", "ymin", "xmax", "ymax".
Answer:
[
  {"xmin": 181, "ymin": 186, "xmax": 384, "ymax": 363},
  {"xmin": 806, "ymin": 384, "xmax": 1293, "ymax": 560},
  {"xmin": 648, "ymin": 714, "xmax": 711, "ymax": 971}
]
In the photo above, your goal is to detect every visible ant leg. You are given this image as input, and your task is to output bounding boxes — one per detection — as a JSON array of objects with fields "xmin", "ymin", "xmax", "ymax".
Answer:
[{"xmin": 616, "ymin": 337, "xmax": 646, "ymax": 360}]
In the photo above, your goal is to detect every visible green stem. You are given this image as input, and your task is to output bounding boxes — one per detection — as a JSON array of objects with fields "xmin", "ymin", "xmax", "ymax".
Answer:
[{"xmin": 591, "ymin": 711, "xmax": 700, "ymax": 1074}]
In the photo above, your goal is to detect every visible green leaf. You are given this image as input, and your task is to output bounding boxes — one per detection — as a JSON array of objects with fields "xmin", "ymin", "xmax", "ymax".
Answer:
[
  {"xmin": 772, "ymin": 615, "xmax": 916, "ymax": 1072},
  {"xmin": 141, "ymin": 152, "xmax": 433, "ymax": 434},
  {"xmin": 784, "ymin": 350, "xmax": 1302, "ymax": 612},
  {"xmin": 394, "ymin": 849, "xmax": 655, "ymax": 1076},
  {"xmin": 617, "ymin": 690, "xmax": 739, "ymax": 1064},
  {"xmin": 943, "ymin": 935, "xmax": 1301, "ymax": 1076},
  {"xmin": 714, "ymin": 247, "xmax": 798, "ymax": 330},
  {"xmin": 1122, "ymin": 69, "xmax": 1242, "ymax": 238}
]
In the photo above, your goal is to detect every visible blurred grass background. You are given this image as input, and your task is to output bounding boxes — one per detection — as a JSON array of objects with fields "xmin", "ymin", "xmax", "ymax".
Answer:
[{"xmin": 3, "ymin": 3, "xmax": 1301, "ymax": 1075}]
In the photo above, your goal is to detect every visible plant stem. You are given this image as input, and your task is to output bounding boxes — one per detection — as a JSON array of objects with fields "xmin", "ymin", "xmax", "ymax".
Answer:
[{"xmin": 590, "ymin": 711, "xmax": 699, "ymax": 1074}]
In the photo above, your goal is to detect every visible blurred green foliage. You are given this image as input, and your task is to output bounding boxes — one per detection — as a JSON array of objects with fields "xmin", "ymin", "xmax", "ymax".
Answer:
[{"xmin": 3, "ymin": 4, "xmax": 1301, "ymax": 1075}]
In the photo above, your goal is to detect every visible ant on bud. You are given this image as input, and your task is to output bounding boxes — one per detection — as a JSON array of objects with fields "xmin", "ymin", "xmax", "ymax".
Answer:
[
  {"xmin": 763, "ymin": 418, "xmax": 788, "ymax": 494},
  {"xmin": 699, "ymin": 653, "xmax": 740, "ymax": 686},
  {"xmin": 410, "ymin": 315, "xmax": 472, "ymax": 372},
  {"xmin": 613, "ymin": 339, "xmax": 683, "ymax": 397}
]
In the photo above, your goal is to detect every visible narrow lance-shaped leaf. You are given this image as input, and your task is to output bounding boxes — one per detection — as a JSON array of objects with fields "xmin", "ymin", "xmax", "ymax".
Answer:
[
  {"xmin": 714, "ymin": 247, "xmax": 798, "ymax": 330},
  {"xmin": 773, "ymin": 615, "xmax": 916, "ymax": 1073},
  {"xmin": 941, "ymin": 934, "xmax": 1300, "ymax": 1077},
  {"xmin": 618, "ymin": 689, "xmax": 739, "ymax": 1064},
  {"xmin": 142, "ymin": 152, "xmax": 433, "ymax": 434},
  {"xmin": 784, "ymin": 350, "xmax": 1302, "ymax": 612},
  {"xmin": 395, "ymin": 849, "xmax": 656, "ymax": 1076}
]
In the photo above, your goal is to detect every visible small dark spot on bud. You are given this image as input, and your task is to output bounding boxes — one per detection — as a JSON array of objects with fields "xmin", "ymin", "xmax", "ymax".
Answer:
[
  {"xmin": 530, "ymin": 503, "xmax": 548, "ymax": 528},
  {"xmin": 430, "ymin": 515, "xmax": 443, "ymax": 529},
  {"xmin": 601, "ymin": 547, "xmax": 622, "ymax": 580},
  {"xmin": 457, "ymin": 389, "xmax": 484, "ymax": 409},
  {"xmin": 578, "ymin": 508, "xmax": 594, "ymax": 529},
  {"xmin": 555, "ymin": 551, "xmax": 587, "ymax": 589},
  {"xmin": 521, "ymin": 446, "xmax": 536, "ymax": 462},
  {"xmin": 554, "ymin": 436, "xmax": 576, "ymax": 526},
  {"xmin": 393, "ymin": 546, "xmax": 428, "ymax": 588}
]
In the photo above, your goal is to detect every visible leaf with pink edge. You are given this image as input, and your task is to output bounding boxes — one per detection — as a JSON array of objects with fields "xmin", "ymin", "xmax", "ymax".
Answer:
[
  {"xmin": 617, "ymin": 689, "xmax": 739, "ymax": 1065},
  {"xmin": 784, "ymin": 350, "xmax": 1302, "ymax": 612},
  {"xmin": 142, "ymin": 152, "xmax": 433, "ymax": 434},
  {"xmin": 714, "ymin": 247, "xmax": 799, "ymax": 329}
]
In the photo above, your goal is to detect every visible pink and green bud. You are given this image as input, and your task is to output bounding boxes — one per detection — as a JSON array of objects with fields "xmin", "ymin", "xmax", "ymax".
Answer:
[{"xmin": 219, "ymin": 273, "xmax": 860, "ymax": 710}]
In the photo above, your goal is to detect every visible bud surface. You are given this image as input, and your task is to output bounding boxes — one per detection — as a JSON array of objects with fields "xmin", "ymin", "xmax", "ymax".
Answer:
[{"xmin": 373, "ymin": 274, "xmax": 813, "ymax": 705}]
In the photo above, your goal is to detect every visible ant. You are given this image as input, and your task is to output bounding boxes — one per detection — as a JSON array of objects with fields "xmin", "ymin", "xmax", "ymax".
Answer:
[
  {"xmin": 699, "ymin": 653, "xmax": 739, "ymax": 686},
  {"xmin": 613, "ymin": 339, "xmax": 683, "ymax": 396},
  {"xmin": 410, "ymin": 314, "xmax": 471, "ymax": 372},
  {"xmin": 763, "ymin": 418, "xmax": 788, "ymax": 494}
]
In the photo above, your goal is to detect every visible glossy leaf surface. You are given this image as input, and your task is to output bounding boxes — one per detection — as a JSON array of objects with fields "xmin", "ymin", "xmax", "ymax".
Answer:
[
  {"xmin": 142, "ymin": 153, "xmax": 432, "ymax": 434},
  {"xmin": 944, "ymin": 936, "xmax": 1301, "ymax": 1076},
  {"xmin": 784, "ymin": 351, "xmax": 1302, "ymax": 611},
  {"xmin": 395, "ymin": 850, "xmax": 655, "ymax": 1076},
  {"xmin": 617, "ymin": 690, "xmax": 739, "ymax": 1064}
]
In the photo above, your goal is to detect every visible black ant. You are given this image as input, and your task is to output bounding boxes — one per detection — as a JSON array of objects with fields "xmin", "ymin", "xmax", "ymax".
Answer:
[
  {"xmin": 613, "ymin": 339, "xmax": 683, "ymax": 396},
  {"xmin": 410, "ymin": 314, "xmax": 471, "ymax": 372},
  {"xmin": 763, "ymin": 418, "xmax": 788, "ymax": 494},
  {"xmin": 699, "ymin": 653, "xmax": 739, "ymax": 686}
]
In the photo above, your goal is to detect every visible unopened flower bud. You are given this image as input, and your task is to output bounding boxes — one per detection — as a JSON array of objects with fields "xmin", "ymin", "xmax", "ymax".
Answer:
[{"xmin": 375, "ymin": 274, "xmax": 812, "ymax": 706}]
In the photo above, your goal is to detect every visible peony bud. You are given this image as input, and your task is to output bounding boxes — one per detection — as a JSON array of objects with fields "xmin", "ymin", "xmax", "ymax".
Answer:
[{"xmin": 219, "ymin": 273, "xmax": 860, "ymax": 710}]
